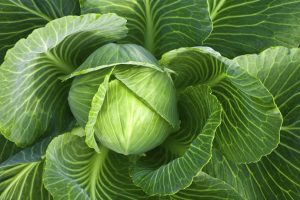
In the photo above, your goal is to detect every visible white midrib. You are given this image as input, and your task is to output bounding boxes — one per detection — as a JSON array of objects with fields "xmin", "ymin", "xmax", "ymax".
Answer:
[
  {"xmin": 88, "ymin": 147, "xmax": 109, "ymax": 200},
  {"xmin": 209, "ymin": 0, "xmax": 226, "ymax": 21},
  {"xmin": 144, "ymin": 0, "xmax": 155, "ymax": 54}
]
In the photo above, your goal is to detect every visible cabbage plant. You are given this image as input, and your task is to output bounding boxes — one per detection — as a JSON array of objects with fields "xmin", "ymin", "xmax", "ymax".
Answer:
[{"xmin": 0, "ymin": 0, "xmax": 299, "ymax": 199}]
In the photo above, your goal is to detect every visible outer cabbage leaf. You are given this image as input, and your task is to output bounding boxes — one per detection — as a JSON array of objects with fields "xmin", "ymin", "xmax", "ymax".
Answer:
[
  {"xmin": 0, "ymin": 135, "xmax": 20, "ymax": 163},
  {"xmin": 205, "ymin": 0, "xmax": 300, "ymax": 58},
  {"xmin": 160, "ymin": 47, "xmax": 282, "ymax": 163},
  {"xmin": 0, "ymin": 137, "xmax": 52, "ymax": 200},
  {"xmin": 130, "ymin": 85, "xmax": 222, "ymax": 195},
  {"xmin": 43, "ymin": 132, "xmax": 156, "ymax": 200},
  {"xmin": 0, "ymin": 0, "xmax": 80, "ymax": 62},
  {"xmin": 204, "ymin": 46, "xmax": 300, "ymax": 200},
  {"xmin": 205, "ymin": 147, "xmax": 299, "ymax": 200},
  {"xmin": 164, "ymin": 172, "xmax": 243, "ymax": 200},
  {"xmin": 80, "ymin": 0, "xmax": 212, "ymax": 57},
  {"xmin": 0, "ymin": 14, "xmax": 127, "ymax": 146}
]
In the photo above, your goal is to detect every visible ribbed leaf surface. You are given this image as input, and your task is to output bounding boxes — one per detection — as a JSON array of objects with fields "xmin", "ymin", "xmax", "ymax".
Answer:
[
  {"xmin": 165, "ymin": 173, "xmax": 243, "ymax": 200},
  {"xmin": 0, "ymin": 0, "xmax": 80, "ymax": 62},
  {"xmin": 81, "ymin": 0, "xmax": 212, "ymax": 57},
  {"xmin": 0, "ymin": 14, "xmax": 127, "ymax": 146},
  {"xmin": 0, "ymin": 138, "xmax": 52, "ymax": 200},
  {"xmin": 130, "ymin": 85, "xmax": 222, "ymax": 195},
  {"xmin": 205, "ymin": 0, "xmax": 300, "ymax": 58},
  {"xmin": 43, "ymin": 132, "xmax": 155, "ymax": 200},
  {"xmin": 161, "ymin": 47, "xmax": 282, "ymax": 163}
]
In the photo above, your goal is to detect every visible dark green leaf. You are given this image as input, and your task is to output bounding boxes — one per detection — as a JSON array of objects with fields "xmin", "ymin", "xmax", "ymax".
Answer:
[
  {"xmin": 205, "ymin": 0, "xmax": 300, "ymax": 58},
  {"xmin": 0, "ymin": 137, "xmax": 52, "ymax": 200},
  {"xmin": 0, "ymin": 0, "xmax": 80, "ymax": 62},
  {"xmin": 204, "ymin": 46, "xmax": 300, "ymax": 200},
  {"xmin": 160, "ymin": 47, "xmax": 282, "ymax": 163},
  {"xmin": 165, "ymin": 172, "xmax": 243, "ymax": 200},
  {"xmin": 81, "ymin": 0, "xmax": 212, "ymax": 57},
  {"xmin": 0, "ymin": 135, "xmax": 20, "ymax": 163},
  {"xmin": 43, "ymin": 132, "xmax": 155, "ymax": 200}
]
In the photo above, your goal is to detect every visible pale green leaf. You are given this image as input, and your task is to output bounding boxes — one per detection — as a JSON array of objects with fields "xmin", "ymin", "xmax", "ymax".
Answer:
[
  {"xmin": 130, "ymin": 85, "xmax": 222, "ymax": 195},
  {"xmin": 114, "ymin": 66, "xmax": 179, "ymax": 129},
  {"xmin": 68, "ymin": 44, "xmax": 179, "ymax": 153},
  {"xmin": 68, "ymin": 43, "xmax": 162, "ymax": 126},
  {"xmin": 68, "ymin": 68, "xmax": 113, "ymax": 128},
  {"xmin": 160, "ymin": 47, "xmax": 282, "ymax": 163},
  {"xmin": 0, "ymin": 14, "xmax": 127, "ymax": 146},
  {"xmin": 95, "ymin": 78, "xmax": 173, "ymax": 155},
  {"xmin": 65, "ymin": 43, "xmax": 161, "ymax": 80},
  {"xmin": 81, "ymin": 0, "xmax": 212, "ymax": 57},
  {"xmin": 84, "ymin": 71, "xmax": 112, "ymax": 152}
]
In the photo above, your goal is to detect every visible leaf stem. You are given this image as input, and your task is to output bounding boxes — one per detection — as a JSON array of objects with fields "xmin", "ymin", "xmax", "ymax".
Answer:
[
  {"xmin": 44, "ymin": 51, "xmax": 75, "ymax": 74},
  {"xmin": 144, "ymin": 0, "xmax": 155, "ymax": 54},
  {"xmin": 207, "ymin": 73, "xmax": 227, "ymax": 87}
]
